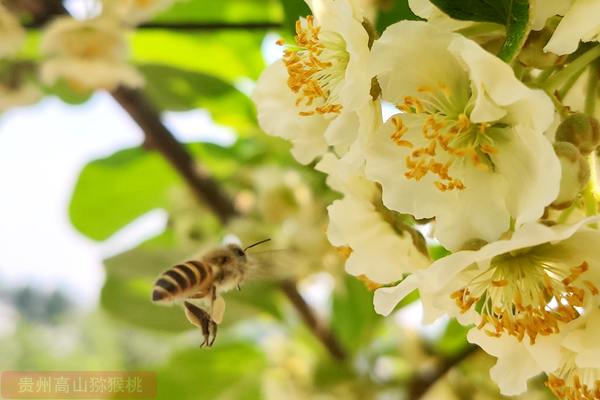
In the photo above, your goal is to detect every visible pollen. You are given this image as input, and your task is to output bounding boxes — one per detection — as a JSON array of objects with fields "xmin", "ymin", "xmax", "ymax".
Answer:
[
  {"xmin": 389, "ymin": 83, "xmax": 499, "ymax": 192},
  {"xmin": 451, "ymin": 260, "xmax": 598, "ymax": 345},
  {"xmin": 279, "ymin": 15, "xmax": 348, "ymax": 117}
]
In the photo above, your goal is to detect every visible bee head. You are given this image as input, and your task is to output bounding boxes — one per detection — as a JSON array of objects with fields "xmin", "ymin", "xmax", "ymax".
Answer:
[
  {"xmin": 206, "ymin": 244, "xmax": 247, "ymax": 271},
  {"xmin": 227, "ymin": 244, "xmax": 247, "ymax": 262}
]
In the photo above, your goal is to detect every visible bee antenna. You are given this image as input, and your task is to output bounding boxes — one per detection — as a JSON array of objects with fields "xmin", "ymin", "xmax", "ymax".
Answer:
[{"xmin": 244, "ymin": 238, "xmax": 271, "ymax": 252}]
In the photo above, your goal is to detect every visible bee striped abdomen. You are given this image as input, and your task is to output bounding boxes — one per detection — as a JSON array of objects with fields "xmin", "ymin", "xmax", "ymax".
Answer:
[{"xmin": 152, "ymin": 260, "xmax": 213, "ymax": 304}]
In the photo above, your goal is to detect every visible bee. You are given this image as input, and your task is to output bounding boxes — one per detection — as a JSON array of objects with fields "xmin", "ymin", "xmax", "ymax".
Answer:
[{"xmin": 151, "ymin": 239, "xmax": 271, "ymax": 347}]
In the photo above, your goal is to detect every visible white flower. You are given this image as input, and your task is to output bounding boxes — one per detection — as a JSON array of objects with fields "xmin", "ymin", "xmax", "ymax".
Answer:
[
  {"xmin": 376, "ymin": 217, "xmax": 600, "ymax": 395},
  {"xmin": 40, "ymin": 17, "xmax": 144, "ymax": 91},
  {"xmin": 0, "ymin": 4, "xmax": 25, "ymax": 58},
  {"xmin": 364, "ymin": 21, "xmax": 560, "ymax": 250},
  {"xmin": 252, "ymin": 0, "xmax": 371, "ymax": 164},
  {"xmin": 544, "ymin": 0, "xmax": 600, "ymax": 55},
  {"xmin": 317, "ymin": 153, "xmax": 430, "ymax": 284},
  {"xmin": 375, "ymin": 217, "xmax": 600, "ymax": 342},
  {"xmin": 102, "ymin": 0, "xmax": 176, "ymax": 25}
]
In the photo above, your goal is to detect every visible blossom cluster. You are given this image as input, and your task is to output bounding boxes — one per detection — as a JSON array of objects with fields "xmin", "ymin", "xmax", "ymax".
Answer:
[
  {"xmin": 252, "ymin": 0, "xmax": 600, "ymax": 398},
  {"xmin": 0, "ymin": 0, "xmax": 176, "ymax": 108}
]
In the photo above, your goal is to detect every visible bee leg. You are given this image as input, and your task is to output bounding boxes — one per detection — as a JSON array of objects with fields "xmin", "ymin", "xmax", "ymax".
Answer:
[
  {"xmin": 184, "ymin": 301, "xmax": 218, "ymax": 347},
  {"xmin": 208, "ymin": 320, "xmax": 218, "ymax": 347},
  {"xmin": 209, "ymin": 285, "xmax": 217, "ymax": 314}
]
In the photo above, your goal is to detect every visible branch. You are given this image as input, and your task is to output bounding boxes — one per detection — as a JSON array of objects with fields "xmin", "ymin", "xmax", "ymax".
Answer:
[
  {"xmin": 111, "ymin": 86, "xmax": 348, "ymax": 362},
  {"xmin": 111, "ymin": 86, "xmax": 237, "ymax": 224},
  {"xmin": 408, "ymin": 345, "xmax": 478, "ymax": 399},
  {"xmin": 280, "ymin": 280, "xmax": 347, "ymax": 361},
  {"xmin": 24, "ymin": 21, "xmax": 282, "ymax": 30}
]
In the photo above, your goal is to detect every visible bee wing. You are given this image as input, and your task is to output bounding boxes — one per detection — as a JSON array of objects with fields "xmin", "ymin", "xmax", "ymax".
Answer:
[{"xmin": 245, "ymin": 249, "xmax": 303, "ymax": 281}]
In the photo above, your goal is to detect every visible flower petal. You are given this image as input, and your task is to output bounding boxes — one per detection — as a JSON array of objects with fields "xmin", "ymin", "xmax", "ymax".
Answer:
[
  {"xmin": 252, "ymin": 61, "xmax": 329, "ymax": 164},
  {"xmin": 373, "ymin": 274, "xmax": 419, "ymax": 316},
  {"xmin": 544, "ymin": 0, "xmax": 600, "ymax": 55},
  {"xmin": 468, "ymin": 329, "xmax": 545, "ymax": 396},
  {"xmin": 370, "ymin": 21, "xmax": 468, "ymax": 105},
  {"xmin": 491, "ymin": 125, "xmax": 561, "ymax": 227},
  {"xmin": 448, "ymin": 36, "xmax": 555, "ymax": 133}
]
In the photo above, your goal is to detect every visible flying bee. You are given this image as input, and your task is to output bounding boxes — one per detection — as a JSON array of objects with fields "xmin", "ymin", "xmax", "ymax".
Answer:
[{"xmin": 151, "ymin": 239, "xmax": 271, "ymax": 347}]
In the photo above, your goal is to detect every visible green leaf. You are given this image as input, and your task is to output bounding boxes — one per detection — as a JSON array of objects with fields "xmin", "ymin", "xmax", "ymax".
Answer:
[
  {"xmin": 130, "ymin": 30, "xmax": 265, "ymax": 81},
  {"xmin": 156, "ymin": 342, "xmax": 266, "ymax": 400},
  {"xmin": 139, "ymin": 64, "xmax": 255, "ymax": 129},
  {"xmin": 152, "ymin": 0, "xmax": 283, "ymax": 23},
  {"xmin": 331, "ymin": 276, "xmax": 383, "ymax": 354},
  {"xmin": 376, "ymin": 0, "xmax": 420, "ymax": 33},
  {"xmin": 69, "ymin": 147, "xmax": 181, "ymax": 241},
  {"xmin": 188, "ymin": 137, "xmax": 298, "ymax": 179},
  {"xmin": 428, "ymin": 0, "xmax": 507, "ymax": 23},
  {"xmin": 429, "ymin": 0, "xmax": 531, "ymax": 62},
  {"xmin": 497, "ymin": 0, "xmax": 531, "ymax": 62}
]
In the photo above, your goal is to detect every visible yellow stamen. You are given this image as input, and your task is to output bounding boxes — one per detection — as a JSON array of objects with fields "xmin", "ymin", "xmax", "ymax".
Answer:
[
  {"xmin": 451, "ymin": 261, "xmax": 597, "ymax": 345},
  {"xmin": 281, "ymin": 15, "xmax": 345, "ymax": 117}
]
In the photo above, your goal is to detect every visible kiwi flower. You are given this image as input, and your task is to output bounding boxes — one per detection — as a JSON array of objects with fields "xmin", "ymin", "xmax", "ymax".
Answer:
[
  {"xmin": 252, "ymin": 0, "xmax": 372, "ymax": 164},
  {"xmin": 317, "ymin": 153, "xmax": 430, "ymax": 284},
  {"xmin": 40, "ymin": 16, "xmax": 143, "ymax": 91},
  {"xmin": 375, "ymin": 217, "xmax": 600, "ymax": 394},
  {"xmin": 364, "ymin": 21, "xmax": 560, "ymax": 250}
]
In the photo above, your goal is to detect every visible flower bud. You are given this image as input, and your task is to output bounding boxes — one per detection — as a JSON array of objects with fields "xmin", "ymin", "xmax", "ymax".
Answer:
[
  {"xmin": 555, "ymin": 113, "xmax": 600, "ymax": 155},
  {"xmin": 519, "ymin": 28, "xmax": 566, "ymax": 69},
  {"xmin": 552, "ymin": 141, "xmax": 590, "ymax": 208}
]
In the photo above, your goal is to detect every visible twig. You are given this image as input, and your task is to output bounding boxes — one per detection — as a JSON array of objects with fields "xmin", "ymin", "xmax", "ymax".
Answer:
[
  {"xmin": 408, "ymin": 345, "xmax": 478, "ymax": 399},
  {"xmin": 280, "ymin": 280, "xmax": 347, "ymax": 361},
  {"xmin": 6, "ymin": 0, "xmax": 65, "ymax": 25},
  {"xmin": 111, "ymin": 86, "xmax": 237, "ymax": 224},
  {"xmin": 123, "ymin": 21, "xmax": 281, "ymax": 30},
  {"xmin": 111, "ymin": 86, "xmax": 347, "ymax": 361},
  {"xmin": 24, "ymin": 21, "xmax": 282, "ymax": 30}
]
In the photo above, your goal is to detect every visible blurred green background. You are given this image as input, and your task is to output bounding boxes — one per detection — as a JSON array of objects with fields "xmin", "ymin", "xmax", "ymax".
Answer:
[{"xmin": 0, "ymin": 0, "xmax": 558, "ymax": 398}]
